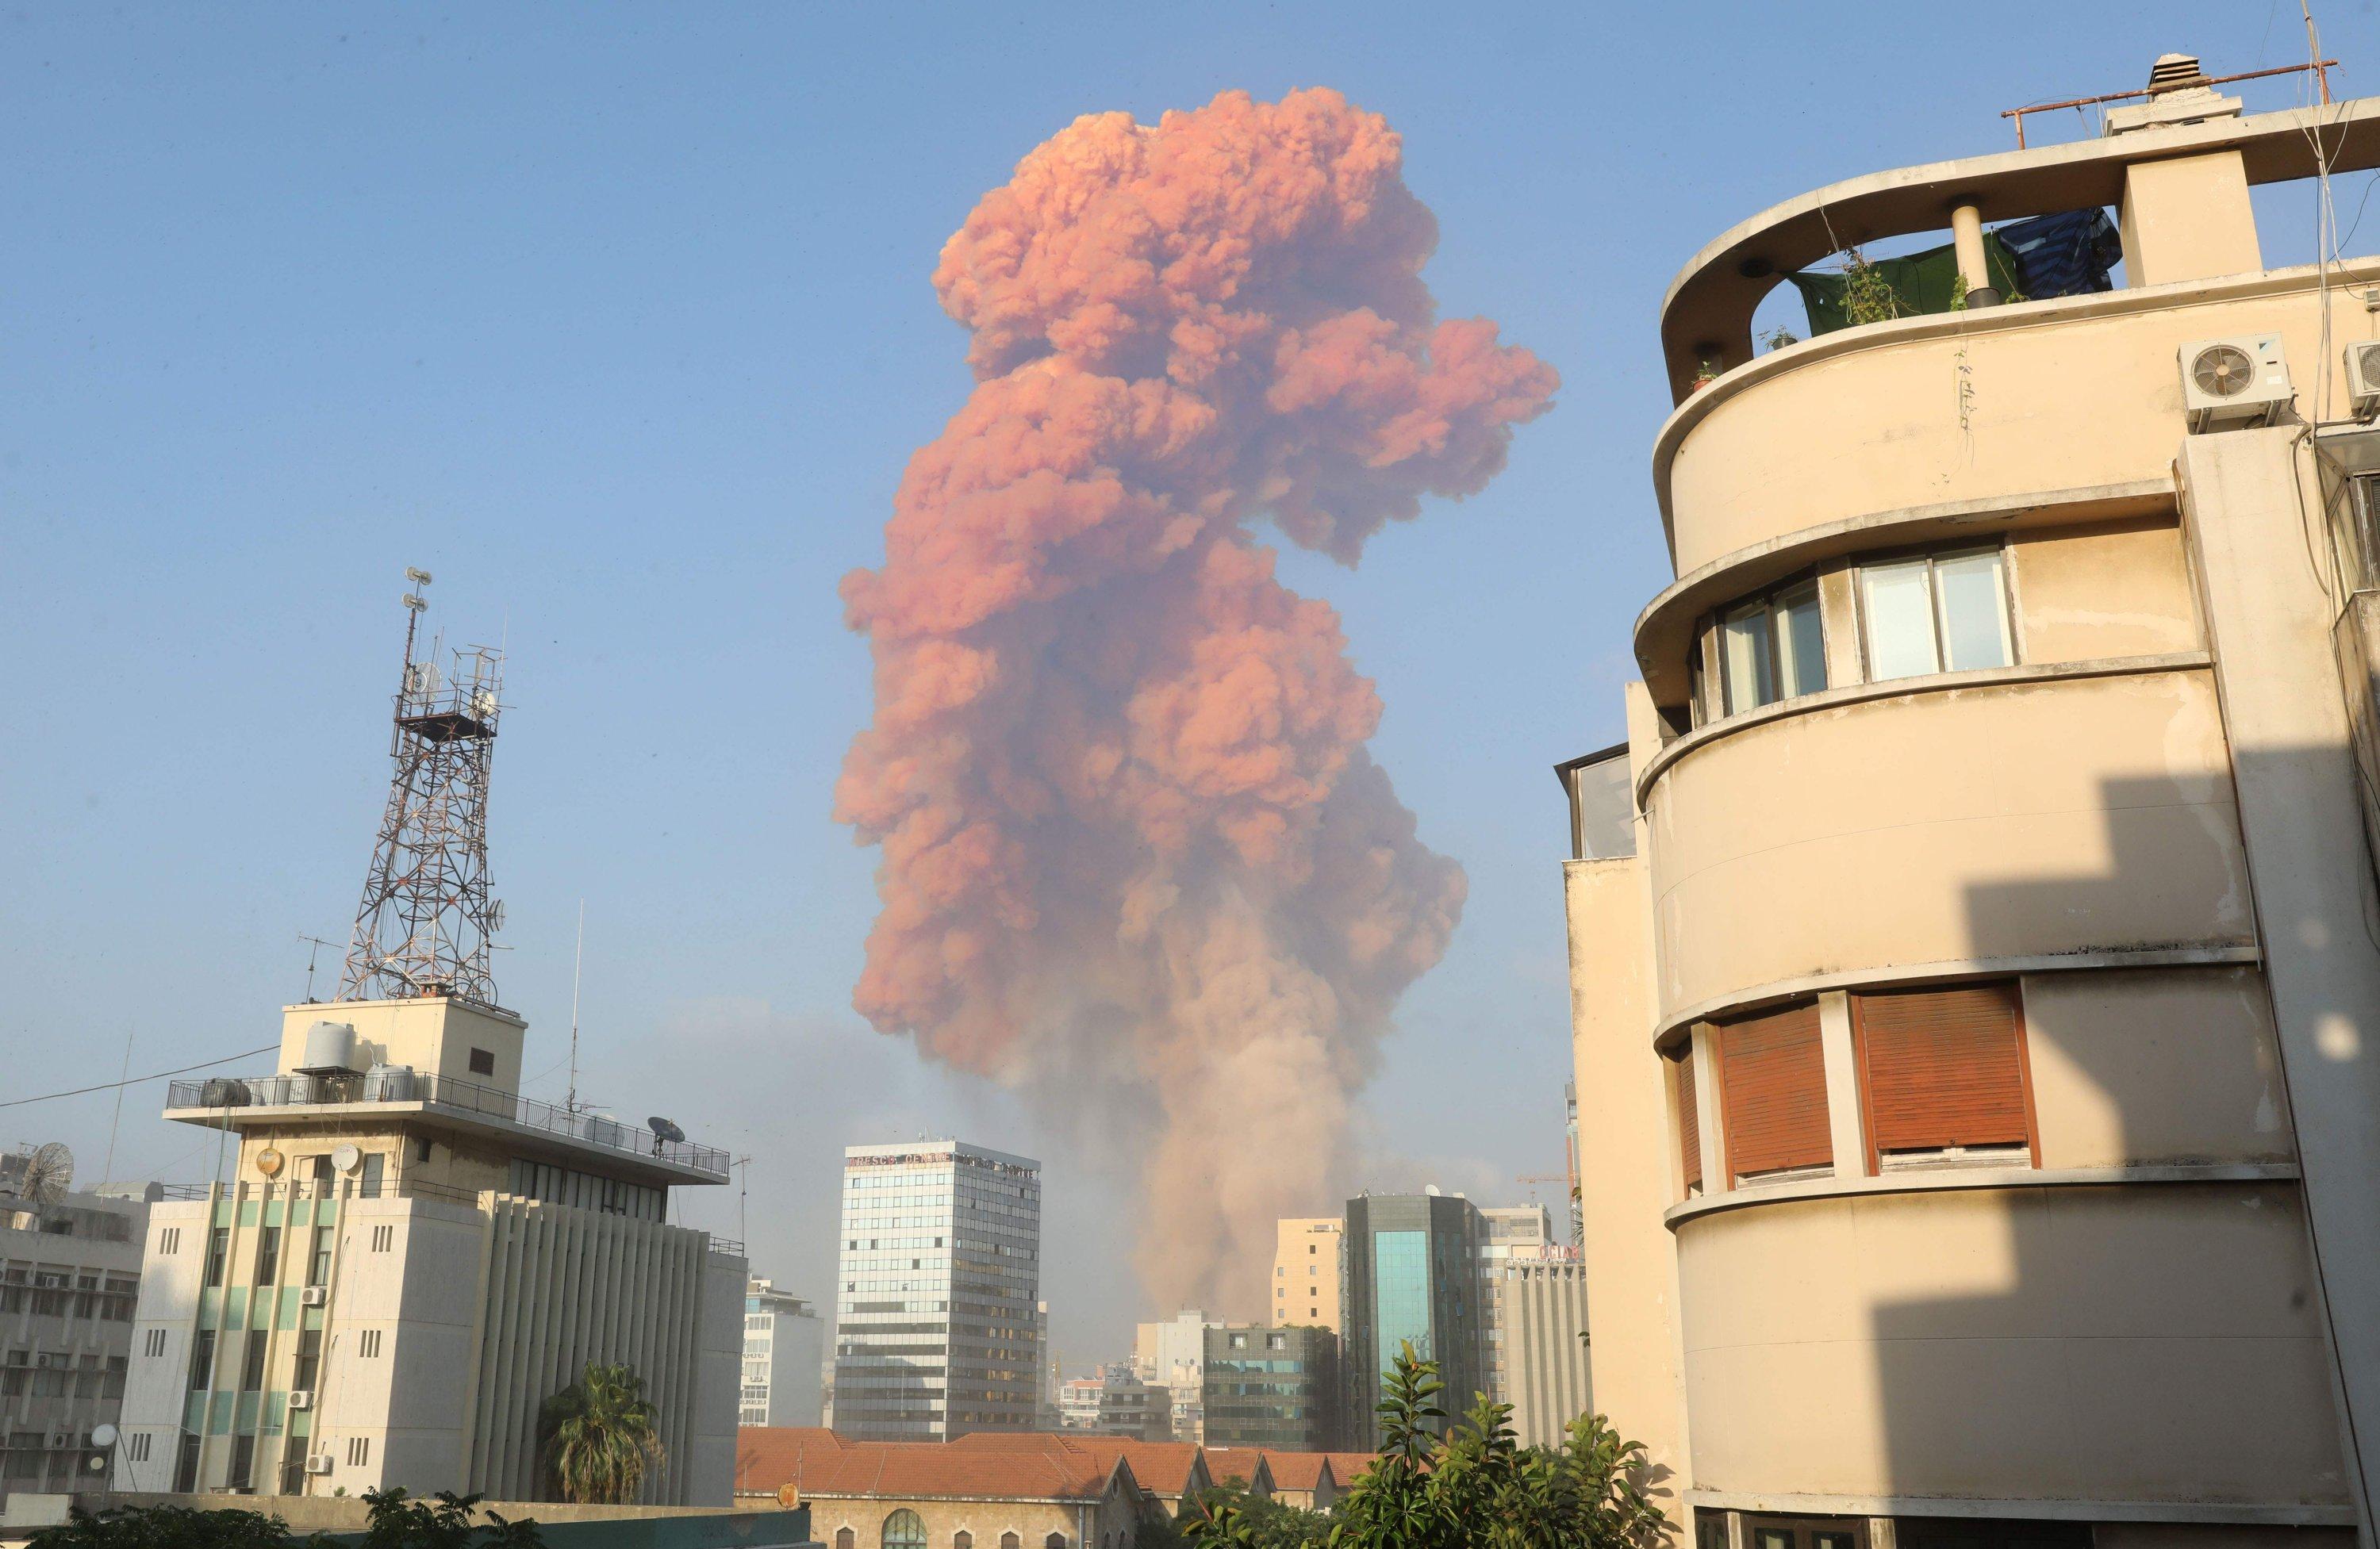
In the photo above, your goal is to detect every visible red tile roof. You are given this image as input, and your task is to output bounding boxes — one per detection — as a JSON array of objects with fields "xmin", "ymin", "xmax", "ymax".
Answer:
[
  {"xmin": 950, "ymin": 1432, "xmax": 1207, "ymax": 1497},
  {"xmin": 1256, "ymin": 1451, "xmax": 1334, "ymax": 1491},
  {"xmin": 1323, "ymin": 1452, "xmax": 1380, "ymax": 1485},
  {"xmin": 736, "ymin": 1428, "xmax": 1126, "ymax": 1504},
  {"xmin": 1200, "ymin": 1447, "xmax": 1273, "ymax": 1492}
]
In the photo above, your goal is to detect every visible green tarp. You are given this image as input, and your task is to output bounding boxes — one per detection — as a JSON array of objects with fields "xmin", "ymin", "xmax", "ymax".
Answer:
[{"xmin": 1788, "ymin": 233, "xmax": 2023, "ymax": 335}]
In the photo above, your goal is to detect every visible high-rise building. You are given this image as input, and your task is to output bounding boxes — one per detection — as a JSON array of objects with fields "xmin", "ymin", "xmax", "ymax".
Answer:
[
  {"xmin": 1200, "ymin": 1323, "xmax": 1337, "ymax": 1451},
  {"xmin": 0, "ymin": 1158, "xmax": 151, "ymax": 1505},
  {"xmin": 113, "ymin": 586, "xmax": 743, "ymax": 1504},
  {"xmin": 1560, "ymin": 57, "xmax": 2380, "ymax": 1549},
  {"xmin": 1562, "ymin": 1082, "xmax": 1583, "ymax": 1247},
  {"xmin": 1339, "ymin": 1192, "xmax": 1484, "ymax": 1448},
  {"xmin": 1269, "ymin": 1218, "xmax": 1342, "ymax": 1332},
  {"xmin": 1491, "ymin": 1247, "xmax": 1589, "ymax": 1449},
  {"xmin": 1475, "ymin": 1204, "xmax": 1549, "ymax": 1410},
  {"xmin": 831, "ymin": 1140, "xmax": 1041, "ymax": 1440},
  {"xmin": 739, "ymin": 1277, "xmax": 823, "ymax": 1428}
]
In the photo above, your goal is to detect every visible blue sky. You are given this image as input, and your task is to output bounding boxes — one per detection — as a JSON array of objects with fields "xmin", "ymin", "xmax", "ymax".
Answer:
[{"xmin": 1, "ymin": 2, "xmax": 2352, "ymax": 1363}]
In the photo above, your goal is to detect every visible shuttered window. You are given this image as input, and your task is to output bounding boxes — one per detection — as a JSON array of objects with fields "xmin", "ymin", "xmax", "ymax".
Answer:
[
  {"xmin": 1672, "ymin": 1044, "xmax": 1702, "ymax": 1193},
  {"xmin": 1714, "ymin": 1001, "xmax": 1831, "ymax": 1183},
  {"xmin": 1852, "ymin": 981, "xmax": 2035, "ymax": 1170}
]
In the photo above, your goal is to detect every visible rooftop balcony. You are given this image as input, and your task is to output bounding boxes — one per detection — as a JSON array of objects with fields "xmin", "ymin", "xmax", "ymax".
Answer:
[{"xmin": 163, "ymin": 1069, "xmax": 730, "ymax": 1184}]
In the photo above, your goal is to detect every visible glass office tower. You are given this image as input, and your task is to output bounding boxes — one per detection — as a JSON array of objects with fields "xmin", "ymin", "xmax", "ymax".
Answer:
[
  {"xmin": 830, "ymin": 1140, "xmax": 1042, "ymax": 1440},
  {"xmin": 1340, "ymin": 1192, "xmax": 1486, "ymax": 1447}
]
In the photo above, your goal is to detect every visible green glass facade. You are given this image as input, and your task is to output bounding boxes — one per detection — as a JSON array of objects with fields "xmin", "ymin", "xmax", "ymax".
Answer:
[{"xmin": 1341, "ymin": 1194, "xmax": 1487, "ymax": 1449}]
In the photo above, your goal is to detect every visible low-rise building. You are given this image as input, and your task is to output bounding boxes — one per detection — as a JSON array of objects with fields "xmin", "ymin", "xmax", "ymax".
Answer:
[
  {"xmin": 113, "ymin": 998, "xmax": 745, "ymax": 1505},
  {"xmin": 735, "ymin": 1426, "xmax": 1142, "ymax": 1549},
  {"xmin": 1198, "ymin": 1325, "xmax": 1334, "ymax": 1452},
  {"xmin": 951, "ymin": 1433, "xmax": 1209, "ymax": 1526},
  {"xmin": 0, "ymin": 1164, "xmax": 150, "ymax": 1505},
  {"xmin": 1253, "ymin": 1452, "xmax": 1342, "ymax": 1513},
  {"xmin": 743, "ymin": 1278, "xmax": 823, "ymax": 1428}
]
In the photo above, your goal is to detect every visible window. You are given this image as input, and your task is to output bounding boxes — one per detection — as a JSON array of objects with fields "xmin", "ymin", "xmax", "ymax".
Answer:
[
  {"xmin": 370, "ymin": 1225, "xmax": 393, "ymax": 1253},
  {"xmin": 188, "ymin": 1330, "xmax": 216, "ymax": 1390},
  {"xmin": 230, "ymin": 1432, "xmax": 255, "ymax": 1489},
  {"xmin": 159, "ymin": 1228, "xmax": 180, "ymax": 1256},
  {"xmin": 347, "ymin": 1435, "xmax": 370, "ymax": 1467},
  {"xmin": 240, "ymin": 1332, "xmax": 267, "ymax": 1392},
  {"xmin": 144, "ymin": 1328, "xmax": 167, "ymax": 1358},
  {"xmin": 1853, "ymin": 982, "xmax": 2036, "ymax": 1171},
  {"xmin": 1001, "ymin": 1534, "xmax": 1020, "ymax": 1549},
  {"xmin": 468, "ymin": 1048, "xmax": 495, "ymax": 1075},
  {"xmin": 174, "ymin": 1433, "xmax": 201, "ymax": 1493},
  {"xmin": 955, "ymin": 1534, "xmax": 974, "ymax": 1549},
  {"xmin": 359, "ymin": 1329, "xmax": 382, "ymax": 1359},
  {"xmin": 1718, "ymin": 577, "xmax": 1827, "ymax": 714},
  {"xmin": 1046, "ymin": 1536, "xmax": 1068, "ymax": 1549},
  {"xmin": 1713, "ymin": 1001, "xmax": 1832, "ymax": 1185},
  {"xmin": 309, "ymin": 1226, "xmax": 332, "ymax": 1286},
  {"xmin": 1858, "ymin": 546, "xmax": 2013, "ymax": 681},
  {"xmin": 1670, "ymin": 1042, "xmax": 1702, "ymax": 1194},
  {"xmin": 254, "ymin": 1225, "xmax": 281, "ymax": 1285},
  {"xmin": 416, "ymin": 1138, "xmax": 434, "ymax": 1164},
  {"xmin": 884, "ymin": 1510, "xmax": 928, "ymax": 1549},
  {"xmin": 205, "ymin": 1228, "xmax": 229, "ymax": 1286},
  {"xmin": 127, "ymin": 1432, "xmax": 152, "ymax": 1463},
  {"xmin": 360, "ymin": 1152, "xmax": 385, "ymax": 1199},
  {"xmin": 294, "ymin": 1329, "xmax": 322, "ymax": 1390},
  {"xmin": 835, "ymin": 1531, "xmax": 856, "ymax": 1549}
]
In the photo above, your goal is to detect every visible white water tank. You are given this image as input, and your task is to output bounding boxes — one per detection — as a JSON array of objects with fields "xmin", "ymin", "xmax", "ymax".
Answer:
[
  {"xmin": 297, "ymin": 1021, "xmax": 359, "ymax": 1076},
  {"xmin": 363, "ymin": 1064, "xmax": 417, "ymax": 1102}
]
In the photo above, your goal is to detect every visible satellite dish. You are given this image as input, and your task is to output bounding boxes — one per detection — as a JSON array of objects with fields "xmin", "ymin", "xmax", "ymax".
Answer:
[
  {"xmin": 647, "ymin": 1117, "xmax": 685, "ymax": 1143},
  {"xmin": 90, "ymin": 1424, "xmax": 117, "ymax": 1448},
  {"xmin": 470, "ymin": 688, "xmax": 498, "ymax": 719},
  {"xmin": 488, "ymin": 899, "xmax": 506, "ymax": 933},
  {"xmin": 255, "ymin": 1148, "xmax": 286, "ymax": 1179},
  {"xmin": 775, "ymin": 1483, "xmax": 801, "ymax": 1509},
  {"xmin": 13, "ymin": 1144, "xmax": 72, "ymax": 1208},
  {"xmin": 331, "ymin": 1144, "xmax": 363, "ymax": 1174}
]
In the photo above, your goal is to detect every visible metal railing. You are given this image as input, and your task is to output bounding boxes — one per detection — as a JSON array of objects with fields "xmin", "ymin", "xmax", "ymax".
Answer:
[
  {"xmin": 152, "ymin": 1175, "xmax": 486, "ymax": 1207},
  {"xmin": 165, "ymin": 1071, "xmax": 730, "ymax": 1175}
]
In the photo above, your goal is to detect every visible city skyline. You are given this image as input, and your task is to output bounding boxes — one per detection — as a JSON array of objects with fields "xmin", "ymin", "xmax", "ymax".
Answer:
[{"xmin": 2, "ymin": 1, "xmax": 2302, "ymax": 1370}]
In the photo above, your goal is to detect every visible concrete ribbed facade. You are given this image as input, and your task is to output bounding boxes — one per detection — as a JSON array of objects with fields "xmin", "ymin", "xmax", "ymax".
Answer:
[{"xmin": 1493, "ymin": 1255, "xmax": 1589, "ymax": 1449}]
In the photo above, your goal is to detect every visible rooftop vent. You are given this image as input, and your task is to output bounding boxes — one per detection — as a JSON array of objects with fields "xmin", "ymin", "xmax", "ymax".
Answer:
[{"xmin": 2146, "ymin": 53, "xmax": 2209, "ymax": 94}]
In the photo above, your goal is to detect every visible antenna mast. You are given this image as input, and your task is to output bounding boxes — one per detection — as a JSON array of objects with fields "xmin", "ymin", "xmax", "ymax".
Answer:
[
  {"xmin": 338, "ymin": 569, "xmax": 508, "ymax": 1006},
  {"xmin": 566, "ymin": 901, "xmax": 585, "ymax": 1114}
]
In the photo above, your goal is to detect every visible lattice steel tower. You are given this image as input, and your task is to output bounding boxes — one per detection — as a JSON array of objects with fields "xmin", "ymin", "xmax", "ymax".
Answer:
[{"xmin": 339, "ymin": 569, "xmax": 507, "ymax": 1005}]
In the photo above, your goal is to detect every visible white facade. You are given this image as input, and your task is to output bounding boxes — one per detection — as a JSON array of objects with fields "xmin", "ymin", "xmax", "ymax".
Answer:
[
  {"xmin": 739, "ymin": 1277, "xmax": 822, "ymax": 1428},
  {"xmin": 1477, "ymin": 1204, "xmax": 1549, "ymax": 1409},
  {"xmin": 111, "ymin": 998, "xmax": 745, "ymax": 1506},
  {"xmin": 0, "ymin": 1183, "xmax": 151, "ymax": 1504},
  {"xmin": 831, "ymin": 1140, "xmax": 1042, "ymax": 1440},
  {"xmin": 1494, "ymin": 1248, "xmax": 1590, "ymax": 1449},
  {"xmin": 1130, "ymin": 1309, "xmax": 1216, "ymax": 1444}
]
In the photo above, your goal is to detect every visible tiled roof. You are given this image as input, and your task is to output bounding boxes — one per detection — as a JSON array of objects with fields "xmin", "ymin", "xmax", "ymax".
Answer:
[
  {"xmin": 950, "ymin": 1432, "xmax": 1207, "ymax": 1497},
  {"xmin": 1201, "ymin": 1447, "xmax": 1273, "ymax": 1491},
  {"xmin": 1323, "ymin": 1452, "xmax": 1380, "ymax": 1484},
  {"xmin": 1256, "ymin": 1451, "xmax": 1334, "ymax": 1491},
  {"xmin": 736, "ymin": 1428, "xmax": 1126, "ymax": 1504}
]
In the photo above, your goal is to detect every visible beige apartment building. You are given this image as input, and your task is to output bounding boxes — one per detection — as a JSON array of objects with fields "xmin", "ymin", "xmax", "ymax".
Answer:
[
  {"xmin": 1563, "ymin": 59, "xmax": 2380, "ymax": 1549},
  {"xmin": 1268, "ymin": 1219, "xmax": 1342, "ymax": 1332}
]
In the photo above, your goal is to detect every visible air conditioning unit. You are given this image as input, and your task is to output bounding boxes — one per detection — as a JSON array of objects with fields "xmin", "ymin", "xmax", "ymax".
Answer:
[
  {"xmin": 305, "ymin": 1454, "xmax": 335, "ymax": 1475},
  {"xmin": 288, "ymin": 1390, "xmax": 314, "ymax": 1410},
  {"xmin": 299, "ymin": 1286, "xmax": 328, "ymax": 1307},
  {"xmin": 2348, "ymin": 341, "xmax": 2380, "ymax": 420},
  {"xmin": 2181, "ymin": 334, "xmax": 2293, "ymax": 431}
]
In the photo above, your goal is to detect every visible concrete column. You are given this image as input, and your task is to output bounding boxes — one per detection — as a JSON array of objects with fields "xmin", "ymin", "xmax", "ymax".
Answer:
[
  {"xmin": 1949, "ymin": 205, "xmax": 1999, "ymax": 307},
  {"xmin": 2180, "ymin": 427, "xmax": 2380, "ymax": 1544},
  {"xmin": 1690, "ymin": 1026, "xmax": 1724, "ymax": 1191},
  {"xmin": 1816, "ymin": 992, "xmax": 1866, "ymax": 1177}
]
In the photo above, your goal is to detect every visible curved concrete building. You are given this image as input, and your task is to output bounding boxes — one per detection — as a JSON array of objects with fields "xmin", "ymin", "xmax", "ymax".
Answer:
[{"xmin": 1564, "ymin": 62, "xmax": 2380, "ymax": 1549}]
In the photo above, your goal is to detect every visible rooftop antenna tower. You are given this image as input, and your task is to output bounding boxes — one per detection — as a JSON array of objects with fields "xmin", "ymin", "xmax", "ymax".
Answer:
[{"xmin": 338, "ymin": 568, "xmax": 509, "ymax": 1006}]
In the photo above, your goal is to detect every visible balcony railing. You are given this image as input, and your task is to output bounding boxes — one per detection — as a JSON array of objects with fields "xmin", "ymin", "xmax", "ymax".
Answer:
[{"xmin": 165, "ymin": 1071, "xmax": 729, "ymax": 1175}]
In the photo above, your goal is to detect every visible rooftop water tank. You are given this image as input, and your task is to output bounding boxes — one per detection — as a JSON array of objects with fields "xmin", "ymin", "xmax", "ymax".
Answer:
[
  {"xmin": 362, "ymin": 1064, "xmax": 416, "ymax": 1102},
  {"xmin": 297, "ymin": 1021, "xmax": 359, "ymax": 1076}
]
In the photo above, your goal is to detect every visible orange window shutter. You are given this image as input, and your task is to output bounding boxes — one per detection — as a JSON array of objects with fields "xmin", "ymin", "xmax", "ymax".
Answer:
[
  {"xmin": 1714, "ymin": 1002, "xmax": 1830, "ymax": 1181},
  {"xmin": 1674, "ymin": 1046, "xmax": 1702, "ymax": 1191},
  {"xmin": 1856, "ymin": 982, "xmax": 2030, "ymax": 1156}
]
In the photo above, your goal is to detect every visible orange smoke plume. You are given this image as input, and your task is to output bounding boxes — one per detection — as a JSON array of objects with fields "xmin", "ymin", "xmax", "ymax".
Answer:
[{"xmin": 836, "ymin": 87, "xmax": 1557, "ymax": 1311}]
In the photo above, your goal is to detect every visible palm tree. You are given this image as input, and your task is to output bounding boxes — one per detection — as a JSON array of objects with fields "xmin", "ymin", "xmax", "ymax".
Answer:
[{"xmin": 538, "ymin": 1361, "xmax": 665, "ymax": 1505}]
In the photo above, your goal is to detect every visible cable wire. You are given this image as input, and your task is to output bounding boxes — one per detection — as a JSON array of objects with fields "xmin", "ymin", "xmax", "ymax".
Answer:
[{"xmin": 0, "ymin": 1045, "xmax": 278, "ymax": 1110}]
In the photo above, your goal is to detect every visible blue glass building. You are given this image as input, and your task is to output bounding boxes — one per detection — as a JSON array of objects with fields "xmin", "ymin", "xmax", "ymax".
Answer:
[{"xmin": 1341, "ymin": 1192, "xmax": 1487, "ymax": 1448}]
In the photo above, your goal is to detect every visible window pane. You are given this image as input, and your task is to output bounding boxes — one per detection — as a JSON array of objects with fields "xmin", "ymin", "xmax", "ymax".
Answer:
[
  {"xmin": 1860, "ymin": 559, "xmax": 1940, "ymax": 681},
  {"xmin": 1722, "ymin": 604, "xmax": 1775, "ymax": 712},
  {"xmin": 1934, "ymin": 549, "xmax": 2012, "ymax": 671},
  {"xmin": 1774, "ymin": 582, "xmax": 1827, "ymax": 698}
]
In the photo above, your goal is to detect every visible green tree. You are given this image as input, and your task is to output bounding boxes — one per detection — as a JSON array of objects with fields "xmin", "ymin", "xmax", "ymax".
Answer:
[
  {"xmin": 538, "ymin": 1360, "xmax": 666, "ymax": 1505},
  {"xmin": 1180, "ymin": 1482, "xmax": 1334, "ymax": 1549},
  {"xmin": 1324, "ymin": 1344, "xmax": 1666, "ymax": 1549}
]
